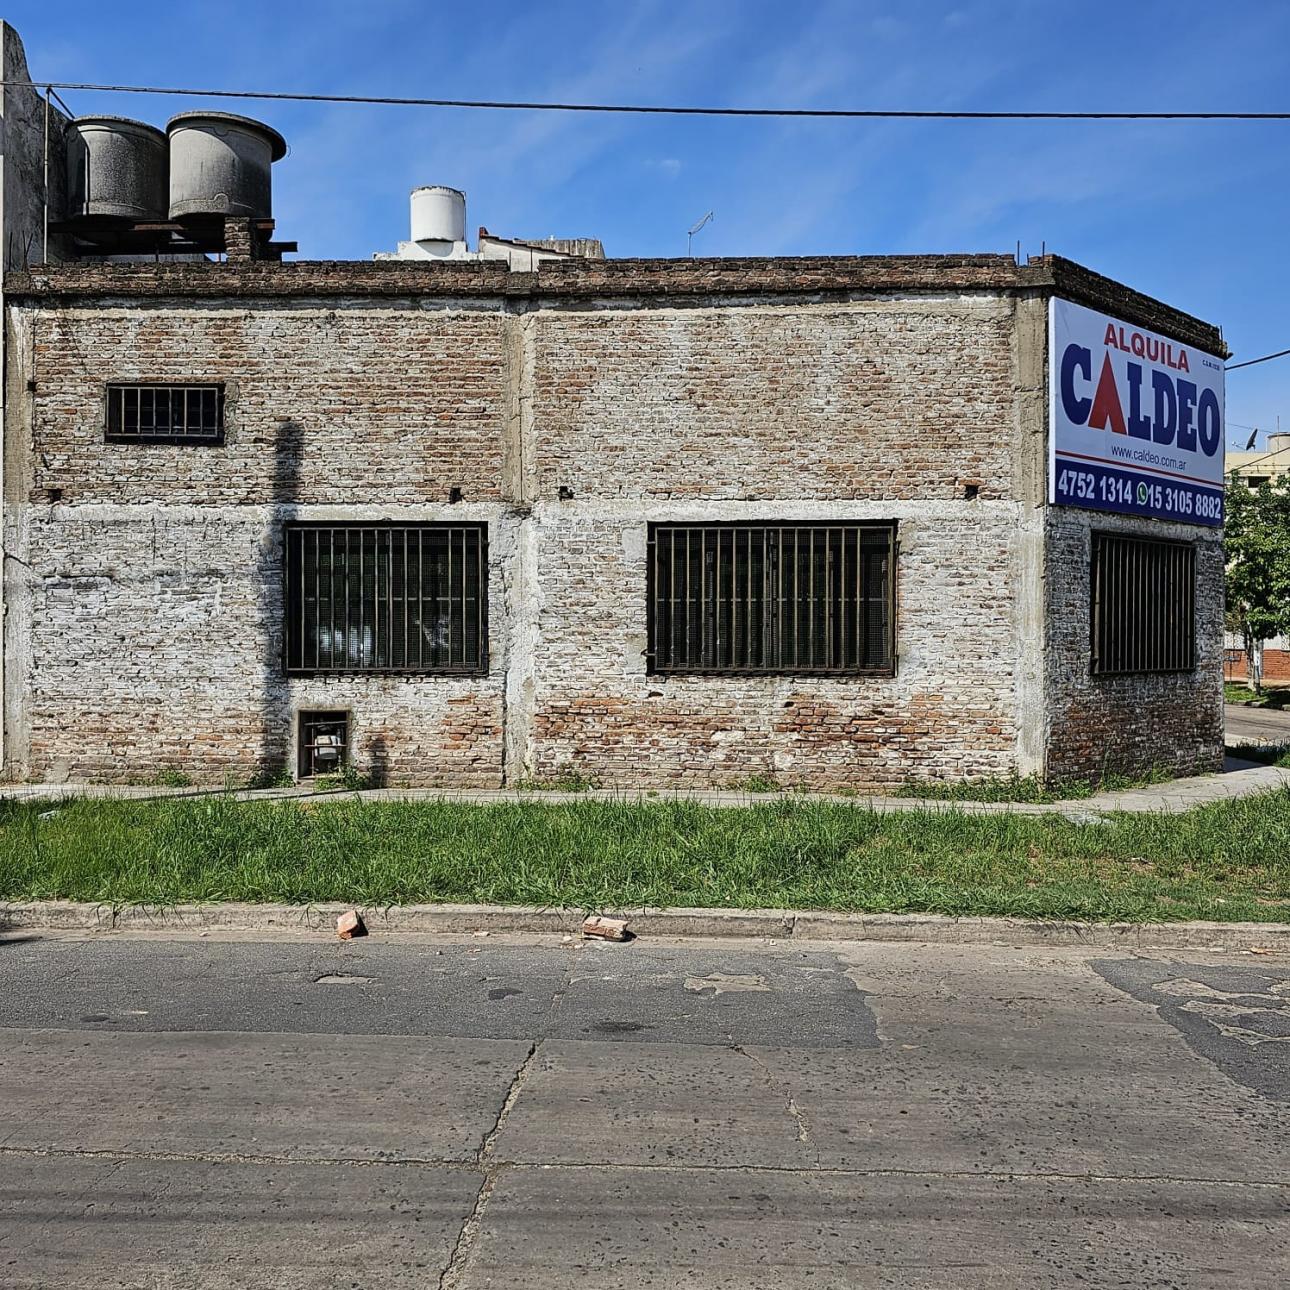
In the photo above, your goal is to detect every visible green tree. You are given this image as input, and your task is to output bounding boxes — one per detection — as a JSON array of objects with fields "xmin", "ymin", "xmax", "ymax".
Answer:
[{"xmin": 1224, "ymin": 473, "xmax": 1290, "ymax": 692}]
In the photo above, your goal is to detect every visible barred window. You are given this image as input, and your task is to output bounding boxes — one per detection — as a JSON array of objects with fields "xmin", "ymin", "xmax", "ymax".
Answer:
[
  {"xmin": 648, "ymin": 523, "xmax": 895, "ymax": 675},
  {"xmin": 284, "ymin": 524, "xmax": 487, "ymax": 674},
  {"xmin": 105, "ymin": 383, "xmax": 224, "ymax": 443},
  {"xmin": 1091, "ymin": 532, "xmax": 1195, "ymax": 675}
]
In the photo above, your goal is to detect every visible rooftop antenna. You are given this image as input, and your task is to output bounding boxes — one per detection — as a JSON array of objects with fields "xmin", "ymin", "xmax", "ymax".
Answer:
[{"xmin": 687, "ymin": 210, "xmax": 713, "ymax": 257}]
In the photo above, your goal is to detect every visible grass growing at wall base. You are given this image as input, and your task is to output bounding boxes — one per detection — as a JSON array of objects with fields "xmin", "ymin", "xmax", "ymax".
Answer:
[
  {"xmin": 2, "ymin": 793, "xmax": 1288, "ymax": 924},
  {"xmin": 893, "ymin": 767, "xmax": 1175, "ymax": 804}
]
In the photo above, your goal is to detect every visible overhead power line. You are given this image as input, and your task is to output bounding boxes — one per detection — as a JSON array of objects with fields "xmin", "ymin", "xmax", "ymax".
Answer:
[
  {"xmin": 1226, "ymin": 440, "xmax": 1290, "ymax": 473},
  {"xmin": 1227, "ymin": 347, "xmax": 1290, "ymax": 371},
  {"xmin": 8, "ymin": 79, "xmax": 1290, "ymax": 120},
  {"xmin": 20, "ymin": 78, "xmax": 1290, "ymax": 376}
]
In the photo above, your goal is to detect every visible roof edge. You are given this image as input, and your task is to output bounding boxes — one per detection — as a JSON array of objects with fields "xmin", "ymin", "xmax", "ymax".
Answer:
[
  {"xmin": 4, "ymin": 252, "xmax": 1225, "ymax": 355},
  {"xmin": 1030, "ymin": 255, "xmax": 1227, "ymax": 358}
]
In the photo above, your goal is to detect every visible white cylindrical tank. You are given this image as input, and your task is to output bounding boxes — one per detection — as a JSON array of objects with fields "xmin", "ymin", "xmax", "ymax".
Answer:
[
  {"xmin": 166, "ymin": 111, "xmax": 287, "ymax": 220},
  {"xmin": 65, "ymin": 116, "xmax": 168, "ymax": 223},
  {"xmin": 410, "ymin": 186, "xmax": 466, "ymax": 243},
  {"xmin": 1267, "ymin": 432, "xmax": 1290, "ymax": 454}
]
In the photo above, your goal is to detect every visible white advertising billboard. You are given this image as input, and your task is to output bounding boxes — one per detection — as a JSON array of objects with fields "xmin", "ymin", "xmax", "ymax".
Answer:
[{"xmin": 1048, "ymin": 298, "xmax": 1225, "ymax": 527}]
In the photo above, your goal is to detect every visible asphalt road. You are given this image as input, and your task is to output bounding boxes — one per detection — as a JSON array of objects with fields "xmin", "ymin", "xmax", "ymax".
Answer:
[
  {"xmin": 1, "ymin": 930, "xmax": 1287, "ymax": 1288},
  {"xmin": 1226, "ymin": 700, "xmax": 1290, "ymax": 746}
]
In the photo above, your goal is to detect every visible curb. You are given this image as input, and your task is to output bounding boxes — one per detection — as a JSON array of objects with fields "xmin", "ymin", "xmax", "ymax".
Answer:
[{"xmin": 1, "ymin": 901, "xmax": 1287, "ymax": 951}]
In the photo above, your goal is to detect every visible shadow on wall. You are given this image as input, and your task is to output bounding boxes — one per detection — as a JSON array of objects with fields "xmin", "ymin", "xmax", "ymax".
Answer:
[
  {"xmin": 368, "ymin": 732, "xmax": 389, "ymax": 789},
  {"xmin": 252, "ymin": 418, "xmax": 302, "ymax": 784}
]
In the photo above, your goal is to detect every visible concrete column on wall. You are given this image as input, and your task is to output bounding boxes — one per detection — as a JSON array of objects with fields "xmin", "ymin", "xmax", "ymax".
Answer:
[
  {"xmin": 500, "ymin": 306, "xmax": 538, "ymax": 782},
  {"xmin": 1, "ymin": 306, "xmax": 34, "ymax": 780},
  {"xmin": 1011, "ymin": 290, "xmax": 1049, "ymax": 778},
  {"xmin": 0, "ymin": 23, "xmax": 71, "ymax": 781}
]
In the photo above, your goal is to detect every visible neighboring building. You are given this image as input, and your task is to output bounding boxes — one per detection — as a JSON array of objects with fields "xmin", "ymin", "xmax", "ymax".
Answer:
[
  {"xmin": 1224, "ymin": 436, "xmax": 1290, "ymax": 683},
  {"xmin": 0, "ymin": 23, "xmax": 1228, "ymax": 789},
  {"xmin": 1226, "ymin": 432, "xmax": 1290, "ymax": 490},
  {"xmin": 374, "ymin": 183, "xmax": 605, "ymax": 269}
]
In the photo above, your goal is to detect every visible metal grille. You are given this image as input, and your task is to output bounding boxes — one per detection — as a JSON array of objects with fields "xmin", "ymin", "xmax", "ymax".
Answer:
[
  {"xmin": 648, "ymin": 523, "xmax": 895, "ymax": 675},
  {"xmin": 105, "ymin": 383, "xmax": 224, "ymax": 443},
  {"xmin": 297, "ymin": 711, "xmax": 348, "ymax": 779},
  {"xmin": 284, "ymin": 524, "xmax": 487, "ymax": 675},
  {"xmin": 1091, "ymin": 532, "xmax": 1195, "ymax": 675}
]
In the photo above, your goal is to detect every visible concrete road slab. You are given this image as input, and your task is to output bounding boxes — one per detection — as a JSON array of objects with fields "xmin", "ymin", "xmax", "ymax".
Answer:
[
  {"xmin": 0, "ymin": 1154, "xmax": 479, "ymax": 1289},
  {"xmin": 783, "ymin": 944, "xmax": 1290, "ymax": 1180},
  {"xmin": 748, "ymin": 1038, "xmax": 1288, "ymax": 1182},
  {"xmin": 495, "ymin": 1039, "xmax": 814, "ymax": 1168},
  {"xmin": 0, "ymin": 1029, "xmax": 530, "ymax": 1162},
  {"xmin": 3, "ymin": 935, "xmax": 1287, "ymax": 1286},
  {"xmin": 460, "ymin": 1165, "xmax": 1290, "ymax": 1289}
]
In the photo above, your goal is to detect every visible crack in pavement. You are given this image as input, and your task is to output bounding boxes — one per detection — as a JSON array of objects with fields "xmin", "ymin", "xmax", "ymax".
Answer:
[
  {"xmin": 731, "ymin": 1043, "xmax": 821, "ymax": 1168},
  {"xmin": 0, "ymin": 1153, "xmax": 129, "ymax": 1254},
  {"xmin": 1, "ymin": 1144, "xmax": 1285, "ymax": 1190},
  {"xmin": 437, "ymin": 955, "xmax": 578, "ymax": 1290},
  {"xmin": 10, "ymin": 928, "xmax": 593, "ymax": 1288},
  {"xmin": 0, "ymin": 1145, "xmax": 479, "ymax": 1170},
  {"xmin": 439, "ymin": 1039, "xmax": 543, "ymax": 1290}
]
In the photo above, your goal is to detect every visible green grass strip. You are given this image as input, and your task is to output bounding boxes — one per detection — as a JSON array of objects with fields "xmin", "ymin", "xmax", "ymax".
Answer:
[{"xmin": 1, "ymin": 793, "xmax": 1288, "ymax": 924}]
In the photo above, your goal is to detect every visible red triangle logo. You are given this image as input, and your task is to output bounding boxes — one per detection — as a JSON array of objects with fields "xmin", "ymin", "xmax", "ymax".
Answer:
[{"xmin": 1088, "ymin": 354, "xmax": 1127, "ymax": 435}]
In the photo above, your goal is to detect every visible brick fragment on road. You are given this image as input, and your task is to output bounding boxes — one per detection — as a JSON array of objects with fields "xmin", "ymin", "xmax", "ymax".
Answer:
[
  {"xmin": 336, "ymin": 910, "xmax": 366, "ymax": 940},
  {"xmin": 582, "ymin": 915, "xmax": 630, "ymax": 941}
]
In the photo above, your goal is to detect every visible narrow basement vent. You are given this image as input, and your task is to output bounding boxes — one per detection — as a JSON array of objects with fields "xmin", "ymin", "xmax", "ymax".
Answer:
[{"xmin": 297, "ymin": 710, "xmax": 349, "ymax": 779}]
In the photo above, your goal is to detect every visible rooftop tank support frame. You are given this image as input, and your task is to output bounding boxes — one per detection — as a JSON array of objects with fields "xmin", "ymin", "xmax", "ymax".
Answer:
[
  {"xmin": 47, "ymin": 214, "xmax": 296, "ymax": 259},
  {"xmin": 38, "ymin": 85, "xmax": 75, "ymax": 265},
  {"xmin": 42, "ymin": 85, "xmax": 48, "ymax": 263}
]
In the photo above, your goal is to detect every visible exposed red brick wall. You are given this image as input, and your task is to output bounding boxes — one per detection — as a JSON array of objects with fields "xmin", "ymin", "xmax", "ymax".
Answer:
[
  {"xmin": 2, "ymin": 252, "xmax": 1225, "ymax": 788},
  {"xmin": 532, "ymin": 303, "xmax": 1013, "ymax": 502},
  {"xmin": 1225, "ymin": 650, "xmax": 1290, "ymax": 682},
  {"xmin": 27, "ymin": 306, "xmax": 506, "ymax": 507},
  {"xmin": 1044, "ymin": 511, "xmax": 1225, "ymax": 781}
]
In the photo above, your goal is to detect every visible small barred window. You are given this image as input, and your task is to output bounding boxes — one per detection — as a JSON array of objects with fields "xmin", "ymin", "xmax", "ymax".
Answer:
[{"xmin": 105, "ymin": 384, "xmax": 224, "ymax": 444}]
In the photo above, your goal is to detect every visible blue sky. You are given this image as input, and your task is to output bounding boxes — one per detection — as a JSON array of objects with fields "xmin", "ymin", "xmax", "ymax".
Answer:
[{"xmin": 10, "ymin": 0, "xmax": 1290, "ymax": 446}]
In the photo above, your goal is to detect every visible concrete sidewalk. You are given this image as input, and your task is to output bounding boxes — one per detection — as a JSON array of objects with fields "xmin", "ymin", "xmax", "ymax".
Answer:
[{"xmin": 1, "ymin": 756, "xmax": 1288, "ymax": 816}]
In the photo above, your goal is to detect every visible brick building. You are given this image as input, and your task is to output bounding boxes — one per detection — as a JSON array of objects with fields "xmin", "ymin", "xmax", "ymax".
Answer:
[{"xmin": 0, "ymin": 26, "xmax": 1227, "ymax": 790}]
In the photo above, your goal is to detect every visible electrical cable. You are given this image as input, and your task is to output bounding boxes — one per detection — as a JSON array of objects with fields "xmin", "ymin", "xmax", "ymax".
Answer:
[
  {"xmin": 7, "ymin": 79, "xmax": 1290, "ymax": 120},
  {"xmin": 1227, "ymin": 347, "xmax": 1290, "ymax": 371}
]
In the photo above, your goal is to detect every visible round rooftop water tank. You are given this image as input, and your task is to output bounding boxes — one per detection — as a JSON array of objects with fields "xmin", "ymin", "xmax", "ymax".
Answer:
[
  {"xmin": 411, "ymin": 186, "xmax": 466, "ymax": 243},
  {"xmin": 166, "ymin": 111, "xmax": 287, "ymax": 220},
  {"xmin": 65, "ymin": 116, "xmax": 167, "ymax": 223}
]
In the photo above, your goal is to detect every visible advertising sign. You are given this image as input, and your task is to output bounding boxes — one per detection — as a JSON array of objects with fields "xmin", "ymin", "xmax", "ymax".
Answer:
[{"xmin": 1049, "ymin": 298, "xmax": 1225, "ymax": 527}]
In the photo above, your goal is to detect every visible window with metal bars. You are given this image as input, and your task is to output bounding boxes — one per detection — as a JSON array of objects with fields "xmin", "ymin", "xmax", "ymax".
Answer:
[
  {"xmin": 1090, "ymin": 532, "xmax": 1196, "ymax": 675},
  {"xmin": 647, "ymin": 523, "xmax": 896, "ymax": 676},
  {"xmin": 105, "ymin": 383, "xmax": 224, "ymax": 443},
  {"xmin": 284, "ymin": 524, "xmax": 487, "ymax": 675}
]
